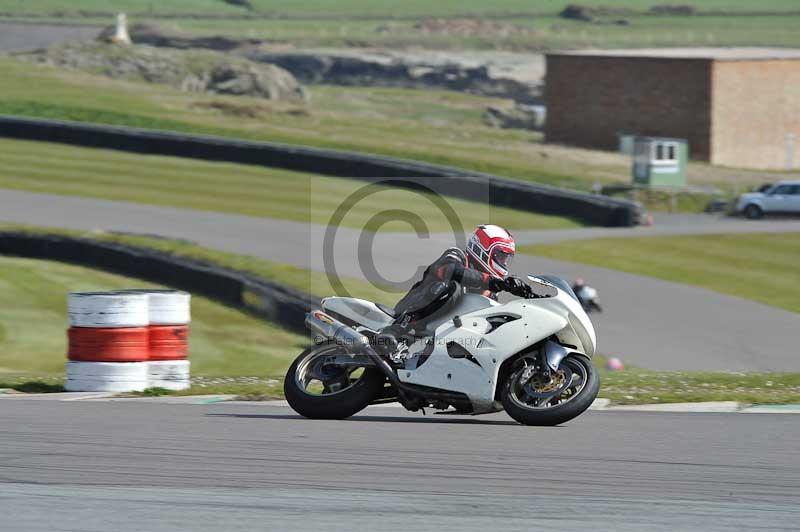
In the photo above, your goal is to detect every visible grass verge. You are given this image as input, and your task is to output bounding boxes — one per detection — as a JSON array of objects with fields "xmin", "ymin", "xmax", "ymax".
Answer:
[
  {"xmin": 4, "ymin": 368, "xmax": 799, "ymax": 405},
  {"xmin": 0, "ymin": 58, "xmax": 595, "ymax": 190},
  {"xmin": 0, "ymin": 138, "xmax": 577, "ymax": 230},
  {"xmin": 595, "ymin": 356, "xmax": 800, "ymax": 405},
  {"xmin": 521, "ymin": 233, "xmax": 800, "ymax": 313}
]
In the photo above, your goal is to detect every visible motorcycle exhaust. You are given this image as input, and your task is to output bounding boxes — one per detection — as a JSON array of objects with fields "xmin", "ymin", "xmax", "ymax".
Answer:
[
  {"xmin": 305, "ymin": 310, "xmax": 369, "ymax": 354},
  {"xmin": 305, "ymin": 310, "xmax": 420, "ymax": 410}
]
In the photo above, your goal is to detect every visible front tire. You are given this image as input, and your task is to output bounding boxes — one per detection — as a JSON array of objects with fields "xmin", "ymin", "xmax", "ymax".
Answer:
[
  {"xmin": 501, "ymin": 354, "xmax": 600, "ymax": 426},
  {"xmin": 744, "ymin": 204, "xmax": 763, "ymax": 220},
  {"xmin": 284, "ymin": 345, "xmax": 385, "ymax": 419}
]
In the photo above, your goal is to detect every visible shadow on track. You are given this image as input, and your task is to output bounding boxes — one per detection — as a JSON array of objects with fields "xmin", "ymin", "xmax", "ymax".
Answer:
[{"xmin": 207, "ymin": 413, "xmax": 523, "ymax": 426}]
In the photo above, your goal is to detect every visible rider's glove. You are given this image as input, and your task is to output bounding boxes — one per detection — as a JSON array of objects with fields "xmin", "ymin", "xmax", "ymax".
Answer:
[
  {"xmin": 501, "ymin": 276, "xmax": 531, "ymax": 298},
  {"xmin": 488, "ymin": 276, "xmax": 505, "ymax": 293}
]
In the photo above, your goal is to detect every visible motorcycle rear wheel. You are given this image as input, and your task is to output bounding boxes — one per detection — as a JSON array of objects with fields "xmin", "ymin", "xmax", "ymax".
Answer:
[
  {"xmin": 284, "ymin": 344, "xmax": 385, "ymax": 419},
  {"xmin": 501, "ymin": 354, "xmax": 599, "ymax": 426}
]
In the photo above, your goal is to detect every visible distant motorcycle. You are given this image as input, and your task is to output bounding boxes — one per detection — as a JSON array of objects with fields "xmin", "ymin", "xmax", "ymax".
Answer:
[
  {"xmin": 284, "ymin": 275, "xmax": 599, "ymax": 426},
  {"xmin": 574, "ymin": 284, "xmax": 603, "ymax": 313}
]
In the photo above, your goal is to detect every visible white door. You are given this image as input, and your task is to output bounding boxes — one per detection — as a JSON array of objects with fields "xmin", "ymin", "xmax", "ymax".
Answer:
[
  {"xmin": 763, "ymin": 184, "xmax": 794, "ymax": 213},
  {"xmin": 787, "ymin": 185, "xmax": 800, "ymax": 213}
]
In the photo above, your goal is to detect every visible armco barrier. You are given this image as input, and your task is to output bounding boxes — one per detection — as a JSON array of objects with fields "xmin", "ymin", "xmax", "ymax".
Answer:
[
  {"xmin": 0, "ymin": 115, "xmax": 638, "ymax": 227},
  {"xmin": 0, "ymin": 233, "xmax": 317, "ymax": 334}
]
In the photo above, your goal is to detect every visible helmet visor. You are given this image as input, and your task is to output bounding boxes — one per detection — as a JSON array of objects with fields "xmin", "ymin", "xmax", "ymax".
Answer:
[{"xmin": 492, "ymin": 249, "xmax": 514, "ymax": 270}]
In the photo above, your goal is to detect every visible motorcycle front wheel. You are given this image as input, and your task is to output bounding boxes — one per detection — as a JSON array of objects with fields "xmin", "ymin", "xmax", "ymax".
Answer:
[
  {"xmin": 501, "ymin": 354, "xmax": 599, "ymax": 426},
  {"xmin": 284, "ymin": 344, "xmax": 385, "ymax": 419}
]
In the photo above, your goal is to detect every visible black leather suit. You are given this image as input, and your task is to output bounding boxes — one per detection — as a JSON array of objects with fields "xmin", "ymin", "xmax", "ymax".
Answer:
[{"xmin": 393, "ymin": 247, "xmax": 496, "ymax": 324}]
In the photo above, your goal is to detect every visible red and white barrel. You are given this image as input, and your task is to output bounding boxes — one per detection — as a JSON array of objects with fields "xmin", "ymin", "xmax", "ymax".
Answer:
[
  {"xmin": 146, "ymin": 291, "xmax": 191, "ymax": 391},
  {"xmin": 66, "ymin": 291, "xmax": 150, "ymax": 392},
  {"xmin": 64, "ymin": 290, "xmax": 192, "ymax": 392}
]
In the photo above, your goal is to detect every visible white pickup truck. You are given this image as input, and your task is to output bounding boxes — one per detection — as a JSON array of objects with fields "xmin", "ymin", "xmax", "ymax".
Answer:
[{"xmin": 733, "ymin": 180, "xmax": 800, "ymax": 219}]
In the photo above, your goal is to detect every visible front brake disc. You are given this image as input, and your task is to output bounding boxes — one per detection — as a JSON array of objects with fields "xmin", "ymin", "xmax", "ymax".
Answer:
[{"xmin": 523, "ymin": 366, "xmax": 573, "ymax": 399}]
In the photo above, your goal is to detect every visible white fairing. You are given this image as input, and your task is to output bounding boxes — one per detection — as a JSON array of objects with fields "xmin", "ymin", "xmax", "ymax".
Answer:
[
  {"xmin": 327, "ymin": 284, "xmax": 597, "ymax": 414},
  {"xmin": 321, "ymin": 297, "xmax": 394, "ymax": 331}
]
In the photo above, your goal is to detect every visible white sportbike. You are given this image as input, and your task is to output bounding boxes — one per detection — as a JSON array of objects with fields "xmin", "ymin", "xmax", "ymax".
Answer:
[{"xmin": 284, "ymin": 275, "xmax": 599, "ymax": 425}]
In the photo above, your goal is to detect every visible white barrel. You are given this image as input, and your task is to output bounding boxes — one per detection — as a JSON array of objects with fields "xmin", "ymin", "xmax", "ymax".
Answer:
[
  {"xmin": 147, "ymin": 290, "xmax": 191, "ymax": 325},
  {"xmin": 110, "ymin": 289, "xmax": 191, "ymax": 324},
  {"xmin": 147, "ymin": 360, "xmax": 191, "ymax": 391},
  {"xmin": 66, "ymin": 361, "xmax": 148, "ymax": 380},
  {"xmin": 65, "ymin": 377, "xmax": 148, "ymax": 393},
  {"xmin": 147, "ymin": 360, "xmax": 190, "ymax": 379},
  {"xmin": 68, "ymin": 292, "xmax": 149, "ymax": 328},
  {"xmin": 146, "ymin": 378, "xmax": 190, "ymax": 391}
]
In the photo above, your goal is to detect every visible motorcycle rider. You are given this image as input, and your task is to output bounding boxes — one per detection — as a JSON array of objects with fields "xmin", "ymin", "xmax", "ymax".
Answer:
[
  {"xmin": 378, "ymin": 225, "xmax": 532, "ymax": 349},
  {"xmin": 572, "ymin": 277, "xmax": 602, "ymax": 313},
  {"xmin": 572, "ymin": 277, "xmax": 585, "ymax": 297}
]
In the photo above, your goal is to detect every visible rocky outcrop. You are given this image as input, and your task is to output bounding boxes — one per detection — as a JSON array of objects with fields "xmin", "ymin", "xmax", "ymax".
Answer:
[
  {"xmin": 116, "ymin": 24, "xmax": 543, "ymax": 104},
  {"xmin": 14, "ymin": 42, "xmax": 308, "ymax": 102},
  {"xmin": 246, "ymin": 50, "xmax": 543, "ymax": 104}
]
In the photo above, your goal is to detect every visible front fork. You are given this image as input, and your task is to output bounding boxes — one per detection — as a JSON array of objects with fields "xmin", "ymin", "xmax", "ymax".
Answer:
[{"xmin": 543, "ymin": 340, "xmax": 571, "ymax": 372}]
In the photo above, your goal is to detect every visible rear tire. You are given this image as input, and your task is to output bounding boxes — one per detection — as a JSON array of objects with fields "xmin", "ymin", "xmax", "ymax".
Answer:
[
  {"xmin": 284, "ymin": 345, "xmax": 385, "ymax": 420},
  {"xmin": 744, "ymin": 204, "xmax": 763, "ymax": 220},
  {"xmin": 502, "ymin": 354, "xmax": 600, "ymax": 426}
]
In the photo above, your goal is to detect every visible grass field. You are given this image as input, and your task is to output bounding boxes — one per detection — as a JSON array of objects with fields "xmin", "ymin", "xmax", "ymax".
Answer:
[
  {"xmin": 4, "ymin": 1, "xmax": 800, "ymax": 17},
  {"xmin": 0, "ymin": 58, "xmax": 778, "ymax": 204},
  {"xmin": 171, "ymin": 12, "xmax": 800, "ymax": 51},
  {"xmin": 2, "ymin": 1, "xmax": 800, "ymax": 49},
  {"xmin": 0, "ymin": 256, "xmax": 308, "ymax": 377},
  {"xmin": 521, "ymin": 233, "xmax": 800, "ymax": 313},
  {"xmin": 0, "ymin": 138, "xmax": 578, "ymax": 230},
  {"xmin": 0, "ymin": 58, "xmax": 597, "ymax": 191}
]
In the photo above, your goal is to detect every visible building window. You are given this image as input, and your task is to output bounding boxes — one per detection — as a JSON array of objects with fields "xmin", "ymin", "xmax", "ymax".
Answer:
[{"xmin": 652, "ymin": 141, "xmax": 678, "ymax": 164}]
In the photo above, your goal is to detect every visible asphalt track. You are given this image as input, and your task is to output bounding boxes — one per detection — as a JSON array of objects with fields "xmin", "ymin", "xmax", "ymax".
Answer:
[
  {"xmin": 0, "ymin": 22, "xmax": 100, "ymax": 52},
  {"xmin": 0, "ymin": 400, "xmax": 798, "ymax": 532},
  {"xmin": 1, "ymin": 189, "xmax": 798, "ymax": 371}
]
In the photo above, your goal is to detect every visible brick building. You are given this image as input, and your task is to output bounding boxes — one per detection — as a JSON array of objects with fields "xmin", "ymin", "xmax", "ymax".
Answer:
[{"xmin": 545, "ymin": 48, "xmax": 800, "ymax": 169}]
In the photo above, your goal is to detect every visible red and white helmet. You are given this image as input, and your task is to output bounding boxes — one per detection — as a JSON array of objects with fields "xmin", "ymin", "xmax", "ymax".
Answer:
[{"xmin": 466, "ymin": 224, "xmax": 515, "ymax": 280}]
